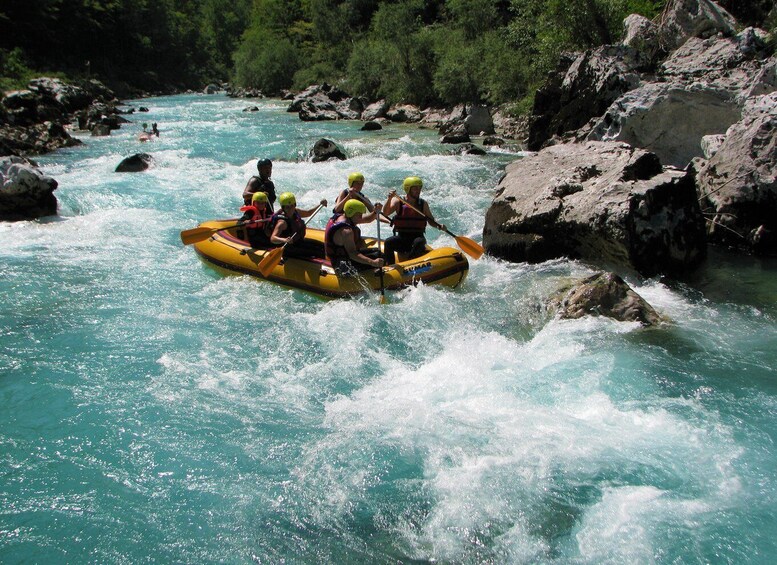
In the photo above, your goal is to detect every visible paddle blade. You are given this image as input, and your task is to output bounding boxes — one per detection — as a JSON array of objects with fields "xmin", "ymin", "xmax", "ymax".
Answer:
[
  {"xmin": 454, "ymin": 235, "xmax": 485, "ymax": 259},
  {"xmin": 180, "ymin": 226, "xmax": 218, "ymax": 245},
  {"xmin": 257, "ymin": 246, "xmax": 284, "ymax": 277},
  {"xmin": 379, "ymin": 293, "xmax": 388, "ymax": 304}
]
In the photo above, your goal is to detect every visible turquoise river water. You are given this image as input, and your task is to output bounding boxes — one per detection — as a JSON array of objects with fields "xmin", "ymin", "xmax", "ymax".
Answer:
[{"xmin": 1, "ymin": 94, "xmax": 776, "ymax": 563}]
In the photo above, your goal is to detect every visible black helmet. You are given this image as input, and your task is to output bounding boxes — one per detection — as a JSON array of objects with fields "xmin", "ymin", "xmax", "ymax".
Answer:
[{"xmin": 257, "ymin": 158, "xmax": 272, "ymax": 170}]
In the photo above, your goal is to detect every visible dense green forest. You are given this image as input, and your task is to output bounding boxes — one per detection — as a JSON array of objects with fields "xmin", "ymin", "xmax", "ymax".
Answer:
[{"xmin": 1, "ymin": 0, "xmax": 774, "ymax": 109}]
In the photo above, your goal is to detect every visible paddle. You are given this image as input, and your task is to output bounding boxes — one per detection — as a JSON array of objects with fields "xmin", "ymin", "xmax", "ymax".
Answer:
[
  {"xmin": 395, "ymin": 196, "xmax": 485, "ymax": 260},
  {"xmin": 376, "ymin": 213, "xmax": 387, "ymax": 304},
  {"xmin": 257, "ymin": 203, "xmax": 324, "ymax": 277},
  {"xmin": 180, "ymin": 219, "xmax": 269, "ymax": 246}
]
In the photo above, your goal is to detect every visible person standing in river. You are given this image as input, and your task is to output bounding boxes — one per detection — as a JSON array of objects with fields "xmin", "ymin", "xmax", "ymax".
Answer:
[
  {"xmin": 382, "ymin": 176, "xmax": 445, "ymax": 264},
  {"xmin": 243, "ymin": 158, "xmax": 276, "ymax": 208}
]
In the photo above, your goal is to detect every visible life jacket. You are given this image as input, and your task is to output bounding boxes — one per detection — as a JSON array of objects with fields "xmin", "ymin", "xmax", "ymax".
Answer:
[
  {"xmin": 244, "ymin": 177, "xmax": 276, "ymax": 208},
  {"xmin": 324, "ymin": 216, "xmax": 361, "ymax": 264},
  {"xmin": 271, "ymin": 210, "xmax": 306, "ymax": 241},
  {"xmin": 239, "ymin": 204, "xmax": 271, "ymax": 236},
  {"xmin": 392, "ymin": 197, "xmax": 427, "ymax": 235}
]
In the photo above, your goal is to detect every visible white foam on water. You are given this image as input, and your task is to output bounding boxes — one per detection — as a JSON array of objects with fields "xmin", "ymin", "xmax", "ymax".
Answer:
[{"xmin": 282, "ymin": 306, "xmax": 748, "ymax": 561}]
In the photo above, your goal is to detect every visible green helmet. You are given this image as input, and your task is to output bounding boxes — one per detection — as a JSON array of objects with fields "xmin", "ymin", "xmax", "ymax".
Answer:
[
  {"xmin": 343, "ymin": 199, "xmax": 367, "ymax": 218},
  {"xmin": 279, "ymin": 192, "xmax": 296, "ymax": 207},
  {"xmin": 348, "ymin": 172, "xmax": 365, "ymax": 187},
  {"xmin": 251, "ymin": 191, "xmax": 268, "ymax": 204},
  {"xmin": 402, "ymin": 176, "xmax": 423, "ymax": 193}
]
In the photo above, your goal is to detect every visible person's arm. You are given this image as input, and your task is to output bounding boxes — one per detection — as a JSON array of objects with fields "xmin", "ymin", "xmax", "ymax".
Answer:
[
  {"xmin": 361, "ymin": 202, "xmax": 383, "ymax": 223},
  {"xmin": 422, "ymin": 201, "xmax": 445, "ymax": 231},
  {"xmin": 383, "ymin": 191, "xmax": 399, "ymax": 216},
  {"xmin": 298, "ymin": 199, "xmax": 327, "ymax": 218},
  {"xmin": 338, "ymin": 228, "xmax": 384, "ymax": 268},
  {"xmin": 333, "ymin": 190, "xmax": 374, "ymax": 214},
  {"xmin": 242, "ymin": 178, "xmax": 259, "ymax": 203},
  {"xmin": 270, "ymin": 219, "xmax": 290, "ymax": 245}
]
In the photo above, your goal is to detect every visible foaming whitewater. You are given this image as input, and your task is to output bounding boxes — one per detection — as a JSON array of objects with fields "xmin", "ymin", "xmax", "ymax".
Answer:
[{"xmin": 1, "ymin": 94, "xmax": 776, "ymax": 564}]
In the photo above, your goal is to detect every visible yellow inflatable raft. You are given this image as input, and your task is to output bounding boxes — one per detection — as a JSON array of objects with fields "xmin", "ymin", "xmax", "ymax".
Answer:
[{"xmin": 190, "ymin": 219, "xmax": 469, "ymax": 298}]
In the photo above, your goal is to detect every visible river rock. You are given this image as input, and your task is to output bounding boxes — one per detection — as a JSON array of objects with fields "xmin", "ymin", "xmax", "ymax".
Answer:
[
  {"xmin": 585, "ymin": 29, "xmax": 775, "ymax": 168},
  {"xmin": 308, "ymin": 138, "xmax": 346, "ymax": 162},
  {"xmin": 527, "ymin": 46, "xmax": 643, "ymax": 151},
  {"xmin": 0, "ymin": 155, "xmax": 58, "ymax": 220},
  {"xmin": 658, "ymin": 0, "xmax": 737, "ymax": 52},
  {"xmin": 622, "ymin": 14, "xmax": 660, "ymax": 59},
  {"xmin": 386, "ymin": 104, "xmax": 422, "ymax": 123},
  {"xmin": 361, "ymin": 121, "xmax": 382, "ymax": 131},
  {"xmin": 548, "ymin": 272, "xmax": 662, "ymax": 326},
  {"xmin": 115, "ymin": 153, "xmax": 154, "ymax": 172},
  {"xmin": 362, "ymin": 99, "xmax": 389, "ymax": 121},
  {"xmin": 288, "ymin": 84, "xmax": 358, "ymax": 121},
  {"xmin": 449, "ymin": 143, "xmax": 486, "ymax": 155},
  {"xmin": 463, "ymin": 105, "xmax": 495, "ymax": 135},
  {"xmin": 483, "ymin": 141, "xmax": 707, "ymax": 276},
  {"xmin": 696, "ymin": 91, "xmax": 777, "ymax": 255}
]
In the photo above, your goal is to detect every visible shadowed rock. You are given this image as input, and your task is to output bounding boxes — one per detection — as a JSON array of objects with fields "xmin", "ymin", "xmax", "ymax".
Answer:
[
  {"xmin": 696, "ymin": 91, "xmax": 777, "ymax": 255},
  {"xmin": 308, "ymin": 138, "xmax": 346, "ymax": 162},
  {"xmin": 115, "ymin": 153, "xmax": 154, "ymax": 172}
]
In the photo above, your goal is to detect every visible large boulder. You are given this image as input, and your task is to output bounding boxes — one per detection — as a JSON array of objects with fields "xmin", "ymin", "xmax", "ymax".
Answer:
[
  {"xmin": 658, "ymin": 0, "xmax": 737, "ymax": 52},
  {"xmin": 0, "ymin": 122, "xmax": 82, "ymax": 155},
  {"xmin": 362, "ymin": 99, "xmax": 389, "ymax": 121},
  {"xmin": 386, "ymin": 104, "xmax": 422, "ymax": 123},
  {"xmin": 27, "ymin": 77, "xmax": 93, "ymax": 113},
  {"xmin": 288, "ymin": 84, "xmax": 357, "ymax": 121},
  {"xmin": 483, "ymin": 141, "xmax": 707, "ymax": 276},
  {"xmin": 463, "ymin": 105, "xmax": 495, "ymax": 135},
  {"xmin": 696, "ymin": 91, "xmax": 777, "ymax": 254},
  {"xmin": 0, "ymin": 156, "xmax": 58, "ymax": 220},
  {"xmin": 548, "ymin": 272, "xmax": 662, "ymax": 326},
  {"xmin": 586, "ymin": 29, "xmax": 775, "ymax": 167},
  {"xmin": 585, "ymin": 81, "xmax": 740, "ymax": 168},
  {"xmin": 527, "ymin": 46, "xmax": 643, "ymax": 150}
]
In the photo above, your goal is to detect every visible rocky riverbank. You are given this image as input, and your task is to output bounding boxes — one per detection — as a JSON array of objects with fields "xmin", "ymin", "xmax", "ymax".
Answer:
[{"xmin": 484, "ymin": 0, "xmax": 776, "ymax": 269}]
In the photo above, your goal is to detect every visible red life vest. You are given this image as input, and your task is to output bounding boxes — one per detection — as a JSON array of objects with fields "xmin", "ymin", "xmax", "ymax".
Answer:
[
  {"xmin": 392, "ymin": 197, "xmax": 427, "ymax": 235},
  {"xmin": 239, "ymin": 204, "xmax": 271, "ymax": 236},
  {"xmin": 271, "ymin": 210, "xmax": 306, "ymax": 240},
  {"xmin": 324, "ymin": 216, "xmax": 361, "ymax": 264}
]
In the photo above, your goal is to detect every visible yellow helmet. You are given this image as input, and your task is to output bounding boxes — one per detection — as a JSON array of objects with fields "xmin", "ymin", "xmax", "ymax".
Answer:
[
  {"xmin": 251, "ymin": 191, "xmax": 268, "ymax": 204},
  {"xmin": 402, "ymin": 176, "xmax": 423, "ymax": 193},
  {"xmin": 343, "ymin": 199, "xmax": 367, "ymax": 218},
  {"xmin": 278, "ymin": 192, "xmax": 296, "ymax": 207},
  {"xmin": 348, "ymin": 172, "xmax": 365, "ymax": 187}
]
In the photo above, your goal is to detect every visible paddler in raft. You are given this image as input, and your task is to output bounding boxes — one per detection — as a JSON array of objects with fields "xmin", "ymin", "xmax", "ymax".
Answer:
[
  {"xmin": 382, "ymin": 176, "xmax": 446, "ymax": 264},
  {"xmin": 243, "ymin": 158, "xmax": 276, "ymax": 208},
  {"xmin": 269, "ymin": 192, "xmax": 327, "ymax": 259},
  {"xmin": 332, "ymin": 172, "xmax": 375, "ymax": 215},
  {"xmin": 325, "ymin": 199, "xmax": 384, "ymax": 276},
  {"xmin": 239, "ymin": 191, "xmax": 272, "ymax": 248}
]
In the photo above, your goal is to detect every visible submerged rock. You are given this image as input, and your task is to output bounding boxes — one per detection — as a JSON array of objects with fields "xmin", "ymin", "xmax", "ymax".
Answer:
[
  {"xmin": 548, "ymin": 272, "xmax": 662, "ymax": 326},
  {"xmin": 0, "ymin": 155, "xmax": 58, "ymax": 220}
]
